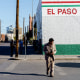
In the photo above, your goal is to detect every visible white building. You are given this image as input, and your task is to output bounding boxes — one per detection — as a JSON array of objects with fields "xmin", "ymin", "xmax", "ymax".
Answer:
[
  {"xmin": 36, "ymin": 0, "xmax": 80, "ymax": 55},
  {"xmin": 36, "ymin": 0, "xmax": 42, "ymax": 40},
  {"xmin": 6, "ymin": 25, "xmax": 13, "ymax": 34},
  {"xmin": 6, "ymin": 26, "xmax": 22, "ymax": 41}
]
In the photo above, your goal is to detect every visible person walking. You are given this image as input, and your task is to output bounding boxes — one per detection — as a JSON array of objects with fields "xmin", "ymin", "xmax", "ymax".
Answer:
[
  {"xmin": 44, "ymin": 38, "xmax": 56, "ymax": 77},
  {"xmin": 10, "ymin": 39, "xmax": 14, "ymax": 57}
]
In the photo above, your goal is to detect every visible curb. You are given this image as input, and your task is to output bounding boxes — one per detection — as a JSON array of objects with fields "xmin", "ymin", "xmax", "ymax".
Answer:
[
  {"xmin": 16, "ymin": 58, "xmax": 80, "ymax": 60},
  {"xmin": 26, "ymin": 57, "xmax": 80, "ymax": 60},
  {"xmin": 55, "ymin": 58, "xmax": 80, "ymax": 60},
  {"xmin": 9, "ymin": 56, "xmax": 80, "ymax": 60}
]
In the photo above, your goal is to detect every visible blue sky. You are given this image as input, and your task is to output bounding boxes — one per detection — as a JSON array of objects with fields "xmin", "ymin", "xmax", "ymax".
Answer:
[{"xmin": 0, "ymin": 0, "xmax": 39, "ymax": 34}]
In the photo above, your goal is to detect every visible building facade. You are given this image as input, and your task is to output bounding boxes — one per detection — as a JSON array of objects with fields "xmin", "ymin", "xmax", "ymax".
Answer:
[
  {"xmin": 29, "ymin": 15, "xmax": 33, "ymax": 37},
  {"xmin": 6, "ymin": 25, "xmax": 14, "ymax": 41},
  {"xmin": 13, "ymin": 27, "xmax": 22, "ymax": 40},
  {"xmin": 6, "ymin": 26, "xmax": 22, "ymax": 41},
  {"xmin": 6, "ymin": 25, "xmax": 13, "ymax": 34},
  {"xmin": 36, "ymin": 0, "xmax": 42, "ymax": 41},
  {"xmin": 29, "ymin": 15, "xmax": 32, "ymax": 31},
  {"xmin": 36, "ymin": 0, "xmax": 80, "ymax": 55},
  {"xmin": 0, "ymin": 34, "xmax": 5, "ymax": 42}
]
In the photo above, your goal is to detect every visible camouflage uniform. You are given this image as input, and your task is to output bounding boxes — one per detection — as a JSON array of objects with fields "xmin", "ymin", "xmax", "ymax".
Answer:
[{"xmin": 44, "ymin": 43, "xmax": 56, "ymax": 76}]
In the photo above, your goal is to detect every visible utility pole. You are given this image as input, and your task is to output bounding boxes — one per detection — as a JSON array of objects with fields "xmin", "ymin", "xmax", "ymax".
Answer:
[
  {"xmin": 23, "ymin": 18, "xmax": 25, "ymax": 45},
  {"xmin": 25, "ymin": 26, "xmax": 27, "ymax": 59},
  {"xmin": 32, "ymin": 0, "xmax": 34, "ymax": 40},
  {"xmin": 11, "ymin": 25, "xmax": 13, "ymax": 40},
  {"xmin": 27, "ymin": 26, "xmax": 28, "ymax": 33},
  {"xmin": 0, "ymin": 20, "xmax": 1, "ymax": 41},
  {"xmin": 15, "ymin": 0, "xmax": 19, "ymax": 58}
]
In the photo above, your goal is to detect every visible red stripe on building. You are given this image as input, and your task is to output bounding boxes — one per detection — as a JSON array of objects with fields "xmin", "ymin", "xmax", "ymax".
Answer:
[{"xmin": 42, "ymin": 1, "xmax": 80, "ymax": 4}]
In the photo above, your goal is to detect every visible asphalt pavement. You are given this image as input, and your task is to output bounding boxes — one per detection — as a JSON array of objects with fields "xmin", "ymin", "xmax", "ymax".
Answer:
[
  {"xmin": 0, "ymin": 59, "xmax": 80, "ymax": 80},
  {"xmin": 0, "ymin": 43, "xmax": 80, "ymax": 80}
]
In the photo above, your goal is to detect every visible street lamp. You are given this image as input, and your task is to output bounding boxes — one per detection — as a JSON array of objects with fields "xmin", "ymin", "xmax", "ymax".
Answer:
[
  {"xmin": 32, "ymin": 0, "xmax": 34, "ymax": 40},
  {"xmin": 0, "ymin": 20, "xmax": 1, "ymax": 41},
  {"xmin": 23, "ymin": 18, "xmax": 25, "ymax": 45}
]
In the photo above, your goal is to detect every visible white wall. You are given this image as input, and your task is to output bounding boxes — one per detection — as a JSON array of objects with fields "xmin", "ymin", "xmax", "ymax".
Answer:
[
  {"xmin": 42, "ymin": 16, "xmax": 80, "ymax": 44},
  {"xmin": 36, "ymin": 0, "xmax": 42, "ymax": 40},
  {"xmin": 42, "ymin": 0, "xmax": 80, "ymax": 44},
  {"xmin": 6, "ymin": 34, "xmax": 14, "ymax": 41},
  {"xmin": 6, "ymin": 34, "xmax": 22, "ymax": 41}
]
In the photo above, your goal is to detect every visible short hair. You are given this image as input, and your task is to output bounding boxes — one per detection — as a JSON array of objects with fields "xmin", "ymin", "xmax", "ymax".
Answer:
[{"xmin": 49, "ymin": 38, "xmax": 54, "ymax": 42}]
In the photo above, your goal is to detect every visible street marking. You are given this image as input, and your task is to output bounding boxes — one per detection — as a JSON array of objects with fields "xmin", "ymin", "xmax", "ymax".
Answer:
[
  {"xmin": 55, "ymin": 65, "xmax": 67, "ymax": 76},
  {"xmin": 3, "ymin": 61, "xmax": 20, "ymax": 76},
  {"xmin": 6, "ymin": 61, "xmax": 19, "ymax": 71}
]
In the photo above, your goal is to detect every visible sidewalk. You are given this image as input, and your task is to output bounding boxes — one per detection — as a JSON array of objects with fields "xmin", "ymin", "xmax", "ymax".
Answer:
[
  {"xmin": 0, "ymin": 55, "xmax": 80, "ymax": 60},
  {"xmin": 11, "ymin": 55, "xmax": 80, "ymax": 60}
]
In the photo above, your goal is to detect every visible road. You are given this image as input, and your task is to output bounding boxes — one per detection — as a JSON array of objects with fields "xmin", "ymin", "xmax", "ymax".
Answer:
[
  {"xmin": 0, "ymin": 58, "xmax": 80, "ymax": 80},
  {"xmin": 0, "ymin": 43, "xmax": 80, "ymax": 80}
]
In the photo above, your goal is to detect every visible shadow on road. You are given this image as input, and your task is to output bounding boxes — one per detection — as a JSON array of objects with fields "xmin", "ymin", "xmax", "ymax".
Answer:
[
  {"xmin": 77, "ymin": 56, "xmax": 80, "ymax": 58},
  {"xmin": 0, "ymin": 72, "xmax": 46, "ymax": 76},
  {"xmin": 55, "ymin": 63, "xmax": 80, "ymax": 68}
]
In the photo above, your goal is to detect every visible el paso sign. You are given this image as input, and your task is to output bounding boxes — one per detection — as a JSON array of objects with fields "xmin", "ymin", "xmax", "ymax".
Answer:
[{"xmin": 42, "ymin": 0, "xmax": 80, "ymax": 16}]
